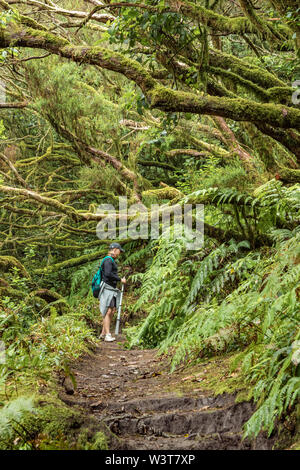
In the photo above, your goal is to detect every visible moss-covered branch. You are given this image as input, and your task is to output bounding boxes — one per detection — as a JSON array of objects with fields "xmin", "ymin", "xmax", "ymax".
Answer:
[
  {"xmin": 255, "ymin": 124, "xmax": 300, "ymax": 163},
  {"xmin": 166, "ymin": 149, "xmax": 208, "ymax": 158},
  {"xmin": 32, "ymin": 246, "xmax": 123, "ymax": 274},
  {"xmin": 0, "ymin": 23, "xmax": 298, "ymax": 131},
  {"xmin": 0, "ymin": 185, "xmax": 80, "ymax": 220},
  {"xmin": 0, "ymin": 255, "xmax": 30, "ymax": 277},
  {"xmin": 239, "ymin": 0, "xmax": 284, "ymax": 40},
  {"xmin": 0, "ymin": 100, "xmax": 28, "ymax": 108},
  {"xmin": 277, "ymin": 167, "xmax": 300, "ymax": 183},
  {"xmin": 170, "ymin": 0, "xmax": 290, "ymax": 38},
  {"xmin": 85, "ymin": 0, "xmax": 290, "ymax": 38},
  {"xmin": 208, "ymin": 49, "xmax": 287, "ymax": 89},
  {"xmin": 148, "ymin": 86, "xmax": 300, "ymax": 130},
  {"xmin": 137, "ymin": 159, "xmax": 177, "ymax": 171}
]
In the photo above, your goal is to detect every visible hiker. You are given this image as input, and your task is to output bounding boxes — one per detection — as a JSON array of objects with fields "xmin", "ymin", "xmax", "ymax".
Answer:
[{"xmin": 99, "ymin": 242, "xmax": 126, "ymax": 342}]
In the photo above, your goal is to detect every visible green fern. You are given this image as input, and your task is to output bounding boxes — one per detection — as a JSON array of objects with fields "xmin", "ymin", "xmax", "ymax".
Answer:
[
  {"xmin": 70, "ymin": 263, "xmax": 96, "ymax": 299},
  {"xmin": 124, "ymin": 181, "xmax": 300, "ymax": 439},
  {"xmin": 0, "ymin": 396, "xmax": 35, "ymax": 448}
]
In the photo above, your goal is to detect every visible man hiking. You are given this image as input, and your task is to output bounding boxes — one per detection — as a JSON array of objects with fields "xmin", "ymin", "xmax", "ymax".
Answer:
[{"xmin": 99, "ymin": 242, "xmax": 126, "ymax": 342}]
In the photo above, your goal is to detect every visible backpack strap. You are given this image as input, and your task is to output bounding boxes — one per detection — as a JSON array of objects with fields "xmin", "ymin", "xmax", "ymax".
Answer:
[
  {"xmin": 99, "ymin": 255, "xmax": 114, "ymax": 270},
  {"xmin": 100, "ymin": 255, "xmax": 114, "ymax": 266}
]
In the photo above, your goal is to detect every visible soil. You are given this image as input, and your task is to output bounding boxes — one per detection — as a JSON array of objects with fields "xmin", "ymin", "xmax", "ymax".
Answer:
[{"xmin": 58, "ymin": 336, "xmax": 276, "ymax": 450}]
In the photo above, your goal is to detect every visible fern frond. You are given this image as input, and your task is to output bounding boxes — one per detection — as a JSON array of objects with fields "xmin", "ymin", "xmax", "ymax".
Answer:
[{"xmin": 0, "ymin": 396, "xmax": 35, "ymax": 445}]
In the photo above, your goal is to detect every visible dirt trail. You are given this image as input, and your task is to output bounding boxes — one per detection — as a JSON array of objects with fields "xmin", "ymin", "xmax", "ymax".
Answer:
[{"xmin": 59, "ymin": 336, "xmax": 275, "ymax": 450}]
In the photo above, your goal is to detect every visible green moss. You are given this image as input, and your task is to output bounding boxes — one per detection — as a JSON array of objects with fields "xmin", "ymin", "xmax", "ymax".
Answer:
[
  {"xmin": 278, "ymin": 167, "xmax": 300, "ymax": 183},
  {"xmin": 15, "ymin": 396, "xmax": 110, "ymax": 450},
  {"xmin": 267, "ymin": 86, "xmax": 294, "ymax": 104},
  {"xmin": 19, "ymin": 16, "xmax": 49, "ymax": 33},
  {"xmin": 194, "ymin": 354, "xmax": 253, "ymax": 400},
  {"xmin": 239, "ymin": 0, "xmax": 285, "ymax": 41},
  {"xmin": 142, "ymin": 186, "xmax": 183, "ymax": 203},
  {"xmin": 179, "ymin": 2, "xmax": 259, "ymax": 36},
  {"xmin": 273, "ymin": 405, "xmax": 300, "ymax": 450},
  {"xmin": 77, "ymin": 430, "xmax": 109, "ymax": 450},
  {"xmin": 149, "ymin": 85, "xmax": 300, "ymax": 129},
  {"xmin": 26, "ymin": 27, "xmax": 69, "ymax": 49},
  {"xmin": 209, "ymin": 48, "xmax": 286, "ymax": 89},
  {"xmin": 37, "ymin": 403, "xmax": 82, "ymax": 437},
  {"xmin": 0, "ymin": 23, "xmax": 67, "ymax": 50},
  {"xmin": 163, "ymin": 352, "xmax": 253, "ymax": 403},
  {"xmin": 0, "ymin": 286, "xmax": 24, "ymax": 300},
  {"xmin": 210, "ymin": 66, "xmax": 268, "ymax": 100},
  {"xmin": 0, "ymin": 255, "xmax": 30, "ymax": 278},
  {"xmin": 33, "ymin": 248, "xmax": 107, "ymax": 274}
]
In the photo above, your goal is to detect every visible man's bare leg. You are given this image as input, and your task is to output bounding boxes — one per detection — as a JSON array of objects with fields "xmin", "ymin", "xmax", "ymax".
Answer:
[{"xmin": 102, "ymin": 307, "xmax": 116, "ymax": 336}]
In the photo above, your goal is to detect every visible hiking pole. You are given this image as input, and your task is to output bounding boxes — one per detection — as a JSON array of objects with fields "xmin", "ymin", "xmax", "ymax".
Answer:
[{"xmin": 115, "ymin": 283, "xmax": 124, "ymax": 336}]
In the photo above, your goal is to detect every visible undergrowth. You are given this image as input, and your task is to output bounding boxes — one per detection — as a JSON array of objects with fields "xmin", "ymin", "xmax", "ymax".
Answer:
[{"xmin": 0, "ymin": 296, "xmax": 100, "ymax": 449}]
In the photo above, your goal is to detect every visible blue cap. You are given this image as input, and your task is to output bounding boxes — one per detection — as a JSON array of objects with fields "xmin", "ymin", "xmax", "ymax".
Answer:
[{"xmin": 109, "ymin": 242, "xmax": 125, "ymax": 252}]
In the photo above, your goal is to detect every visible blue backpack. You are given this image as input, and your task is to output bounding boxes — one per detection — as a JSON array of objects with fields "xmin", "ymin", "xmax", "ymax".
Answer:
[{"xmin": 91, "ymin": 256, "xmax": 114, "ymax": 298}]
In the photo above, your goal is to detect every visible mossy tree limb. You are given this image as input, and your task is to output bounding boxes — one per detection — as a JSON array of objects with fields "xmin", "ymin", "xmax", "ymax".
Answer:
[
  {"xmin": 148, "ymin": 86, "xmax": 300, "ymax": 130},
  {"xmin": 32, "ymin": 248, "xmax": 111, "ymax": 274},
  {"xmin": 0, "ymin": 255, "xmax": 30, "ymax": 278}
]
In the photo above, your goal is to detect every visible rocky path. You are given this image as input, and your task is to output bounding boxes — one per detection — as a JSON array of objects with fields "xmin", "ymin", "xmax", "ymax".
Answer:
[{"xmin": 59, "ymin": 336, "xmax": 274, "ymax": 450}]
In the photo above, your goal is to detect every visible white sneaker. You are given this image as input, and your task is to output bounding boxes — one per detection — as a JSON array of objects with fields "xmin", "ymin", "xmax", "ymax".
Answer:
[{"xmin": 104, "ymin": 333, "xmax": 116, "ymax": 342}]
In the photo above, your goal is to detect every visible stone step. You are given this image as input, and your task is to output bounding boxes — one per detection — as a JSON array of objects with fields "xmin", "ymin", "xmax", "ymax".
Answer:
[
  {"xmin": 103, "ymin": 394, "xmax": 236, "ymax": 415},
  {"xmin": 105, "ymin": 401, "xmax": 256, "ymax": 437}
]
